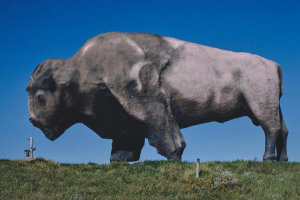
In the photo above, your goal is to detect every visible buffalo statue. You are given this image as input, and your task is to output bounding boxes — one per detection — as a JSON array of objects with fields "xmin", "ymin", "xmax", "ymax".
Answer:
[{"xmin": 27, "ymin": 32, "xmax": 288, "ymax": 162}]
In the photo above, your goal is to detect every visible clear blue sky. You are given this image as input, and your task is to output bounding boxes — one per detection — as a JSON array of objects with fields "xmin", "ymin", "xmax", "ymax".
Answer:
[{"xmin": 0, "ymin": 0, "xmax": 299, "ymax": 163}]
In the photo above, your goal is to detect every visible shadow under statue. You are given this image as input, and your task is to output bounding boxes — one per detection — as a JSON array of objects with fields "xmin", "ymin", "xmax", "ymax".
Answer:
[{"xmin": 26, "ymin": 32, "xmax": 288, "ymax": 162}]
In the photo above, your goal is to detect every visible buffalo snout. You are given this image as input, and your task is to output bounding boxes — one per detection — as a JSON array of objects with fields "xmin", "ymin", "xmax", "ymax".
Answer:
[{"xmin": 29, "ymin": 117, "xmax": 42, "ymax": 128}]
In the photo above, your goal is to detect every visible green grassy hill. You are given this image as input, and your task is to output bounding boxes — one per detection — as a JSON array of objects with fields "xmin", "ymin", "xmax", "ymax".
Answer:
[{"xmin": 0, "ymin": 158, "xmax": 299, "ymax": 200}]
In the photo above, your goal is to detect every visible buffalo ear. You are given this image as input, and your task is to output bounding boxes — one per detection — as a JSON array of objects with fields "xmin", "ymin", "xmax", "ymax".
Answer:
[{"xmin": 54, "ymin": 61, "xmax": 79, "ymax": 87}]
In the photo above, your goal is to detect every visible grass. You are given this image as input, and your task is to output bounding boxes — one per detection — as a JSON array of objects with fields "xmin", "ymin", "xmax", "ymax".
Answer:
[{"xmin": 0, "ymin": 158, "xmax": 299, "ymax": 200}]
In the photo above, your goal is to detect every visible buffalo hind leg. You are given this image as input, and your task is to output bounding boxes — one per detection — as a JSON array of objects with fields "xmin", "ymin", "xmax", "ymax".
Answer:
[
  {"xmin": 276, "ymin": 108, "xmax": 288, "ymax": 161},
  {"xmin": 110, "ymin": 136, "xmax": 145, "ymax": 162},
  {"xmin": 256, "ymin": 108, "xmax": 281, "ymax": 161},
  {"xmin": 261, "ymin": 123, "xmax": 281, "ymax": 161},
  {"xmin": 248, "ymin": 103, "xmax": 281, "ymax": 161}
]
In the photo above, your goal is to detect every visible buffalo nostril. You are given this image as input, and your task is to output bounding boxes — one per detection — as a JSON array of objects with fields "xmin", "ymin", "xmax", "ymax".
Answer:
[
  {"xmin": 29, "ymin": 117, "xmax": 40, "ymax": 127},
  {"xmin": 29, "ymin": 117, "xmax": 37, "ymax": 122}
]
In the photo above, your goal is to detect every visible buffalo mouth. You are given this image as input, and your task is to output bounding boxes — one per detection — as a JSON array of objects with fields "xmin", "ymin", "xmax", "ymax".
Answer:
[
  {"xmin": 43, "ymin": 128, "xmax": 59, "ymax": 141},
  {"xmin": 30, "ymin": 118, "xmax": 61, "ymax": 141},
  {"xmin": 29, "ymin": 115, "xmax": 74, "ymax": 141},
  {"xmin": 31, "ymin": 121, "xmax": 63, "ymax": 141},
  {"xmin": 41, "ymin": 126, "xmax": 65, "ymax": 141}
]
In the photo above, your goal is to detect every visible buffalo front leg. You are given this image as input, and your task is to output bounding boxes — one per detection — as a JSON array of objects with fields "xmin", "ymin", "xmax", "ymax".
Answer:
[
  {"xmin": 146, "ymin": 104, "xmax": 186, "ymax": 160},
  {"xmin": 110, "ymin": 136, "xmax": 145, "ymax": 162}
]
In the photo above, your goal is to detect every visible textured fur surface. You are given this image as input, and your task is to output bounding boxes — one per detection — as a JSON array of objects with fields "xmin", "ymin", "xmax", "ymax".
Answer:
[{"xmin": 27, "ymin": 32, "xmax": 288, "ymax": 162}]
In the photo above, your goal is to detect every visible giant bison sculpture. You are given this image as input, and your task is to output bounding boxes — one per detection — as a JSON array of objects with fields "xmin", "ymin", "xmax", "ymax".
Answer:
[{"xmin": 27, "ymin": 32, "xmax": 288, "ymax": 162}]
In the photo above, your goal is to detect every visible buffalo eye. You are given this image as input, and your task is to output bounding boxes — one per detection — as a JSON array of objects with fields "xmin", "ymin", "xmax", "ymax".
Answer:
[
  {"xmin": 48, "ymin": 77, "xmax": 56, "ymax": 92},
  {"xmin": 40, "ymin": 75, "xmax": 56, "ymax": 92},
  {"xmin": 37, "ymin": 94, "xmax": 46, "ymax": 106}
]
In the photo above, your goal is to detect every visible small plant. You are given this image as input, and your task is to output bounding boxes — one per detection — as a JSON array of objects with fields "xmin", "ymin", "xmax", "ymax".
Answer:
[
  {"xmin": 242, "ymin": 170, "xmax": 252, "ymax": 178},
  {"xmin": 213, "ymin": 170, "xmax": 239, "ymax": 189}
]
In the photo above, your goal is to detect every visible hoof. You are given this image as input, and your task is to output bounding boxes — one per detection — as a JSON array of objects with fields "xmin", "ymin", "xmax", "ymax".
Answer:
[
  {"xmin": 277, "ymin": 155, "xmax": 288, "ymax": 162},
  {"xmin": 110, "ymin": 150, "xmax": 139, "ymax": 162},
  {"xmin": 263, "ymin": 153, "xmax": 276, "ymax": 161}
]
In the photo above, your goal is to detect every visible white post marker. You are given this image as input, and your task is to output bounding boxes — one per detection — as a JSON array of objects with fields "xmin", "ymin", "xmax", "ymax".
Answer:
[
  {"xmin": 30, "ymin": 137, "xmax": 33, "ymax": 160},
  {"xmin": 196, "ymin": 158, "xmax": 200, "ymax": 178}
]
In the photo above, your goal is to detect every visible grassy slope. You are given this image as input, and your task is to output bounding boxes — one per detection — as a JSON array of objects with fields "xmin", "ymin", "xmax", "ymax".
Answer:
[{"xmin": 0, "ymin": 159, "xmax": 299, "ymax": 200}]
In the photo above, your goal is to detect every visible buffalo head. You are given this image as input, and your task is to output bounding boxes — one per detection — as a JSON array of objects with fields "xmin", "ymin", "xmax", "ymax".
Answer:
[{"xmin": 26, "ymin": 58, "xmax": 79, "ymax": 140}]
